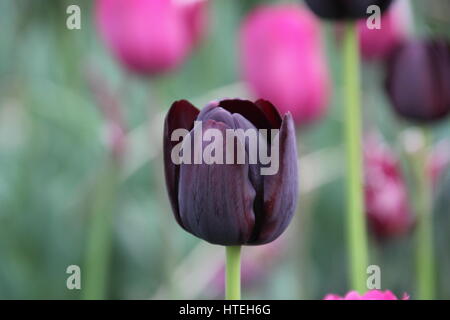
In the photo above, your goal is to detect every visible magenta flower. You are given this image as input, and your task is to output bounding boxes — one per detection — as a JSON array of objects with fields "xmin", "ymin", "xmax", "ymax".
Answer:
[
  {"xmin": 364, "ymin": 133, "xmax": 413, "ymax": 238},
  {"xmin": 180, "ymin": 0, "xmax": 208, "ymax": 47},
  {"xmin": 358, "ymin": 0, "xmax": 410, "ymax": 61},
  {"xmin": 324, "ymin": 290, "xmax": 409, "ymax": 300},
  {"xmin": 239, "ymin": 4, "xmax": 331, "ymax": 126},
  {"xmin": 95, "ymin": 0, "xmax": 207, "ymax": 75}
]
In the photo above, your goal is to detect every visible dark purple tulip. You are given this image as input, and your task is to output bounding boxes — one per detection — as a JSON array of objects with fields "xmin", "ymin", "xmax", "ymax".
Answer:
[
  {"xmin": 304, "ymin": 0, "xmax": 393, "ymax": 20},
  {"xmin": 385, "ymin": 39, "xmax": 450, "ymax": 123},
  {"xmin": 163, "ymin": 99, "xmax": 298, "ymax": 245}
]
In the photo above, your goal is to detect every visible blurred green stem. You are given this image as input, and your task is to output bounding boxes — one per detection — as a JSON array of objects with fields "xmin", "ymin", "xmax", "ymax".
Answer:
[
  {"xmin": 82, "ymin": 161, "xmax": 119, "ymax": 300},
  {"xmin": 413, "ymin": 129, "xmax": 435, "ymax": 300},
  {"xmin": 343, "ymin": 22, "xmax": 369, "ymax": 293},
  {"xmin": 295, "ymin": 132, "xmax": 313, "ymax": 299},
  {"xmin": 226, "ymin": 246, "xmax": 241, "ymax": 300}
]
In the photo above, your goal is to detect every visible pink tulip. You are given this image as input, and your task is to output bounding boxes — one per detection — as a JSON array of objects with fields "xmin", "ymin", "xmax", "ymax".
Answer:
[
  {"xmin": 239, "ymin": 4, "xmax": 331, "ymax": 126},
  {"xmin": 179, "ymin": 0, "xmax": 208, "ymax": 46},
  {"xmin": 324, "ymin": 290, "xmax": 409, "ymax": 300},
  {"xmin": 364, "ymin": 133, "xmax": 413, "ymax": 238},
  {"xmin": 358, "ymin": 0, "xmax": 410, "ymax": 60},
  {"xmin": 95, "ymin": 0, "xmax": 207, "ymax": 75}
]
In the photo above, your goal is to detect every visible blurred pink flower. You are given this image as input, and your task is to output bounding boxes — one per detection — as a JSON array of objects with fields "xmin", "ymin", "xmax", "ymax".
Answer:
[
  {"xmin": 180, "ymin": 0, "xmax": 208, "ymax": 46},
  {"xmin": 239, "ymin": 4, "xmax": 331, "ymax": 126},
  {"xmin": 358, "ymin": 0, "xmax": 410, "ymax": 61},
  {"xmin": 364, "ymin": 133, "xmax": 413, "ymax": 238},
  {"xmin": 324, "ymin": 290, "xmax": 409, "ymax": 300},
  {"xmin": 95, "ymin": 0, "xmax": 207, "ymax": 75}
]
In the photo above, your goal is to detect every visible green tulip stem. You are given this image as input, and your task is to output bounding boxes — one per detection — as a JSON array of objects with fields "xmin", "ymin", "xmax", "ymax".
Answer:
[
  {"xmin": 343, "ymin": 22, "xmax": 369, "ymax": 293},
  {"xmin": 225, "ymin": 246, "xmax": 241, "ymax": 300},
  {"xmin": 82, "ymin": 161, "xmax": 119, "ymax": 300},
  {"xmin": 414, "ymin": 129, "xmax": 435, "ymax": 300}
]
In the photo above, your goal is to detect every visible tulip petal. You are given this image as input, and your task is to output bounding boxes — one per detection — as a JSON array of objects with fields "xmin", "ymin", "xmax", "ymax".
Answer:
[
  {"xmin": 428, "ymin": 41, "xmax": 450, "ymax": 119},
  {"xmin": 198, "ymin": 105, "xmax": 236, "ymax": 129},
  {"xmin": 386, "ymin": 40, "xmax": 450, "ymax": 123},
  {"xmin": 163, "ymin": 100, "xmax": 199, "ymax": 229},
  {"xmin": 196, "ymin": 100, "xmax": 219, "ymax": 121},
  {"xmin": 304, "ymin": 0, "xmax": 393, "ymax": 20},
  {"xmin": 231, "ymin": 113, "xmax": 264, "ymax": 226},
  {"xmin": 178, "ymin": 120, "xmax": 256, "ymax": 245},
  {"xmin": 323, "ymin": 289, "xmax": 407, "ymax": 300},
  {"xmin": 304, "ymin": 0, "xmax": 347, "ymax": 20},
  {"xmin": 250, "ymin": 113, "xmax": 298, "ymax": 244},
  {"xmin": 254, "ymin": 99, "xmax": 282, "ymax": 129},
  {"xmin": 96, "ymin": 0, "xmax": 191, "ymax": 74},
  {"xmin": 219, "ymin": 99, "xmax": 274, "ymax": 130}
]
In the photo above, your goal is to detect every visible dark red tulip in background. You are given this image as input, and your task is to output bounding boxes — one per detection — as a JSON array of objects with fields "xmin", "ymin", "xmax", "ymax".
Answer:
[
  {"xmin": 304, "ymin": 0, "xmax": 394, "ymax": 20},
  {"xmin": 385, "ymin": 39, "xmax": 450, "ymax": 123},
  {"xmin": 364, "ymin": 134, "xmax": 413, "ymax": 238}
]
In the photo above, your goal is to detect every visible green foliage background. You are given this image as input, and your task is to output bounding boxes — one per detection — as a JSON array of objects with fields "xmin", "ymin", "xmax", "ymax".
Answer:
[{"xmin": 0, "ymin": 0, "xmax": 449, "ymax": 299}]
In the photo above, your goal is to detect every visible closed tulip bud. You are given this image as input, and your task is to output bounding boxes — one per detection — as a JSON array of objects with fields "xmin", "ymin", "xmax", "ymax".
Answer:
[
  {"xmin": 364, "ymin": 134, "xmax": 413, "ymax": 238},
  {"xmin": 239, "ymin": 5, "xmax": 331, "ymax": 126},
  {"xmin": 385, "ymin": 39, "xmax": 450, "ymax": 123},
  {"xmin": 95, "ymin": 0, "xmax": 207, "ymax": 75},
  {"xmin": 163, "ymin": 99, "xmax": 298, "ymax": 245},
  {"xmin": 324, "ymin": 290, "xmax": 409, "ymax": 300},
  {"xmin": 304, "ymin": 0, "xmax": 393, "ymax": 21},
  {"xmin": 358, "ymin": 0, "xmax": 411, "ymax": 61}
]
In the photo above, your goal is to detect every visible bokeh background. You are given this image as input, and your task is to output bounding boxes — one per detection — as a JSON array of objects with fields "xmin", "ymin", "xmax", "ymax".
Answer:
[{"xmin": 0, "ymin": 0, "xmax": 450, "ymax": 299}]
